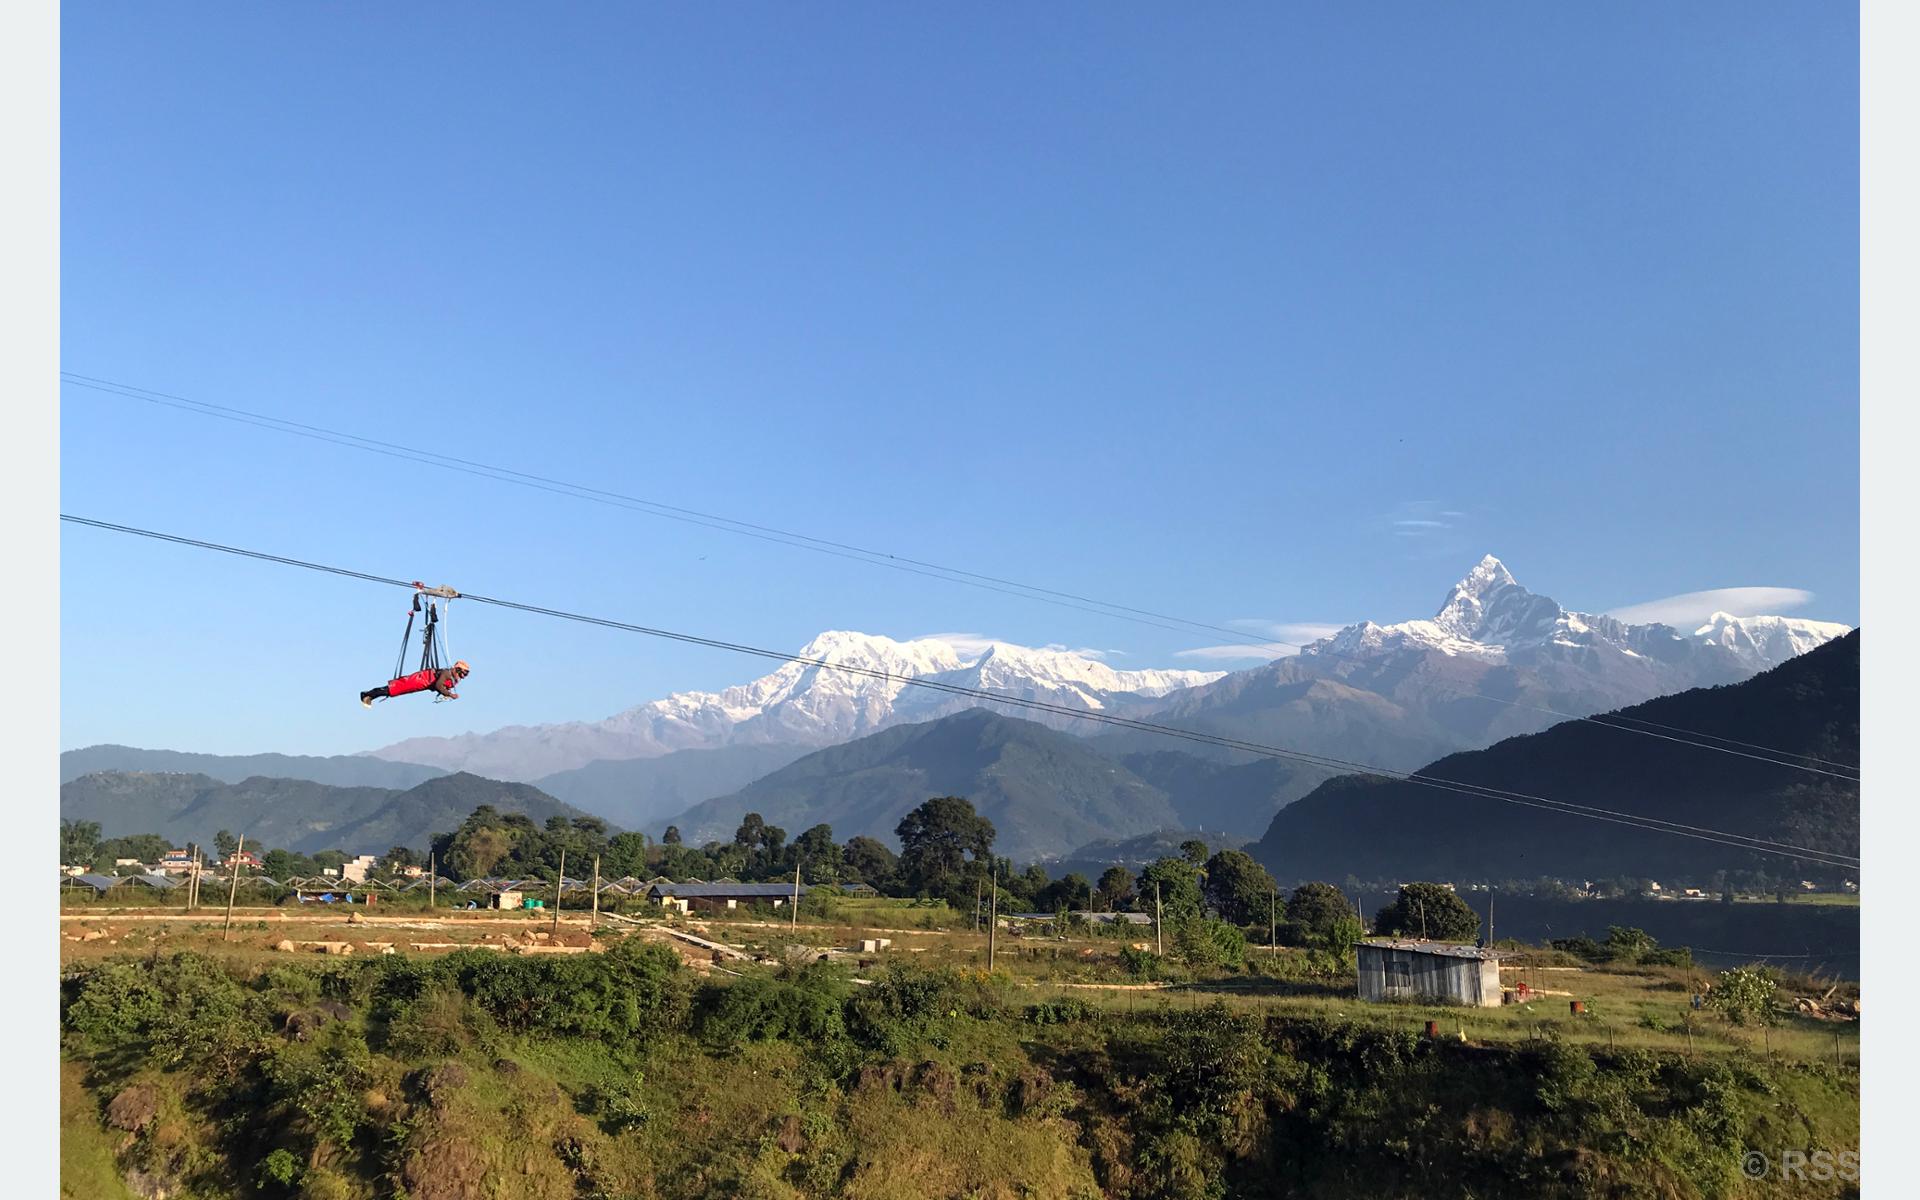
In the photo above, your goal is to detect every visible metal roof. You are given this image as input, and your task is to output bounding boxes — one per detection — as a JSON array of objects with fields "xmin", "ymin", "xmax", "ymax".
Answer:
[
  {"xmin": 1359, "ymin": 939, "xmax": 1515, "ymax": 961},
  {"xmin": 648, "ymin": 882, "xmax": 809, "ymax": 898}
]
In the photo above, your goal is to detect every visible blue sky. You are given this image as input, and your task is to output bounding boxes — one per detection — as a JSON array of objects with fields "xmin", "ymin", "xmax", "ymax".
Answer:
[{"xmin": 60, "ymin": 3, "xmax": 1858, "ymax": 756}]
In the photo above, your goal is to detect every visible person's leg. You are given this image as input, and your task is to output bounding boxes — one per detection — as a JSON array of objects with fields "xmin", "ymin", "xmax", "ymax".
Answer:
[{"xmin": 360, "ymin": 685, "xmax": 391, "ymax": 707}]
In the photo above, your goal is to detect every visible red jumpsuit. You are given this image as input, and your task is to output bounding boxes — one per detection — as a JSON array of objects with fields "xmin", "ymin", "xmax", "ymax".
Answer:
[{"xmin": 386, "ymin": 668, "xmax": 459, "ymax": 699}]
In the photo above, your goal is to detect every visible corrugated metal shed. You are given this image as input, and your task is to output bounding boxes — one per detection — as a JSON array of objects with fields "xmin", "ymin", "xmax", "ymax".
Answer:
[
  {"xmin": 648, "ymin": 882, "xmax": 809, "ymax": 899},
  {"xmin": 1355, "ymin": 939, "xmax": 1511, "ymax": 1007}
]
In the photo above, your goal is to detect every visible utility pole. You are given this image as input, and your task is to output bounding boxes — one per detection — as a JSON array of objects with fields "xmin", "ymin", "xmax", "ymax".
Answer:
[
  {"xmin": 591, "ymin": 855, "xmax": 601, "ymax": 932},
  {"xmin": 974, "ymin": 880, "xmax": 982, "ymax": 933},
  {"xmin": 987, "ymin": 861, "xmax": 998, "ymax": 971},
  {"xmin": 221, "ymin": 835, "xmax": 245, "ymax": 941},
  {"xmin": 428, "ymin": 852, "xmax": 436, "ymax": 909},
  {"xmin": 1418, "ymin": 898, "xmax": 1428, "ymax": 940},
  {"xmin": 187, "ymin": 843, "xmax": 199, "ymax": 911},
  {"xmin": 1486, "ymin": 889, "xmax": 1495, "ymax": 948},
  {"xmin": 553, "ymin": 848, "xmax": 565, "ymax": 935},
  {"xmin": 790, "ymin": 860, "xmax": 802, "ymax": 934},
  {"xmin": 1155, "ymin": 881, "xmax": 1164, "ymax": 957},
  {"xmin": 1269, "ymin": 888, "xmax": 1277, "ymax": 951}
]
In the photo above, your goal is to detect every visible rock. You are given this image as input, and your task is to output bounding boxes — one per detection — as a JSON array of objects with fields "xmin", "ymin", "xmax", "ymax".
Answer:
[
  {"xmin": 105, "ymin": 1084, "xmax": 158, "ymax": 1133},
  {"xmin": 347, "ymin": 911, "xmax": 364, "ymax": 925},
  {"xmin": 82, "ymin": 930, "xmax": 106, "ymax": 942},
  {"xmin": 911, "ymin": 1061, "xmax": 956, "ymax": 1106},
  {"xmin": 1009, "ymin": 1068, "xmax": 1054, "ymax": 1115},
  {"xmin": 275, "ymin": 939, "xmax": 297, "ymax": 953},
  {"xmin": 774, "ymin": 1114, "xmax": 805, "ymax": 1154}
]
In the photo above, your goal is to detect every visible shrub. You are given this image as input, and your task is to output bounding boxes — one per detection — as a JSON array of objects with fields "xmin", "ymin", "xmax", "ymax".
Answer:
[
  {"xmin": 698, "ymin": 961, "xmax": 850, "ymax": 1048},
  {"xmin": 1025, "ymin": 998, "xmax": 1098, "ymax": 1026},
  {"xmin": 1706, "ymin": 966, "xmax": 1777, "ymax": 1026}
]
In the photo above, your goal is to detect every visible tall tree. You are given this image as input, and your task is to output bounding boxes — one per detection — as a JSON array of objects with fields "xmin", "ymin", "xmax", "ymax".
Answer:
[
  {"xmin": 1180, "ymin": 839, "xmax": 1210, "ymax": 867},
  {"xmin": 383, "ymin": 846, "xmax": 420, "ymax": 870},
  {"xmin": 788, "ymin": 823, "xmax": 842, "ymax": 883},
  {"xmin": 1203, "ymin": 849, "xmax": 1277, "ymax": 926},
  {"xmin": 895, "ymin": 796, "xmax": 994, "ymax": 900},
  {"xmin": 60, "ymin": 818, "xmax": 103, "ymax": 867},
  {"xmin": 1373, "ymin": 883, "xmax": 1479, "ymax": 942},
  {"xmin": 843, "ymin": 836, "xmax": 899, "ymax": 890},
  {"xmin": 662, "ymin": 825, "xmax": 683, "ymax": 846},
  {"xmin": 213, "ymin": 830, "xmax": 239, "ymax": 860},
  {"xmin": 1137, "ymin": 856, "xmax": 1204, "ymax": 922},
  {"xmin": 1284, "ymin": 881, "xmax": 1354, "ymax": 940},
  {"xmin": 1096, "ymin": 865, "xmax": 1134, "ymax": 912}
]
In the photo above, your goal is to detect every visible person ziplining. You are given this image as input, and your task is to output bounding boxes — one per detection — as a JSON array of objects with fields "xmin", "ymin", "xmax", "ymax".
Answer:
[{"xmin": 361, "ymin": 583, "xmax": 471, "ymax": 707}]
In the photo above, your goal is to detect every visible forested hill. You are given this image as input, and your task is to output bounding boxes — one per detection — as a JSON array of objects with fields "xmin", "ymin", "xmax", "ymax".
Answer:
[
  {"xmin": 61, "ymin": 770, "xmax": 598, "ymax": 856},
  {"xmin": 668, "ymin": 708, "xmax": 1184, "ymax": 861},
  {"xmin": 1249, "ymin": 631, "xmax": 1859, "ymax": 885}
]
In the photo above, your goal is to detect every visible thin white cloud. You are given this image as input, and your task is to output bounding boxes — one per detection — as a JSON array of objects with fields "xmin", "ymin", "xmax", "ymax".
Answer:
[
  {"xmin": 915, "ymin": 631, "xmax": 1001, "ymax": 657},
  {"xmin": 1040, "ymin": 643, "xmax": 1124, "ymax": 660},
  {"xmin": 1176, "ymin": 621, "xmax": 1345, "ymax": 662},
  {"xmin": 1606, "ymin": 587, "xmax": 1814, "ymax": 628},
  {"xmin": 1175, "ymin": 643, "xmax": 1293, "ymax": 662},
  {"xmin": 915, "ymin": 633, "xmax": 1125, "ymax": 661}
]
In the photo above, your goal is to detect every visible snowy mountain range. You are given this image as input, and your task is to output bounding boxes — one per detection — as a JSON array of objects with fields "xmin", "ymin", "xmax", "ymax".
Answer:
[
  {"xmin": 367, "ymin": 632, "xmax": 1224, "ymax": 780},
  {"xmin": 1130, "ymin": 555, "xmax": 1852, "ymax": 799}
]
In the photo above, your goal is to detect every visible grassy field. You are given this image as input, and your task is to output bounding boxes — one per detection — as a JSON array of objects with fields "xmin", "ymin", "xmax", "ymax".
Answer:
[{"xmin": 61, "ymin": 898, "xmax": 1859, "ymax": 1068}]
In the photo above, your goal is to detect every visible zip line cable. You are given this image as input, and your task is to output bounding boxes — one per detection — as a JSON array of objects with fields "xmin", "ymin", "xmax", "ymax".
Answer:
[
  {"xmin": 61, "ymin": 372, "xmax": 1859, "ymax": 780},
  {"xmin": 58, "ymin": 514, "xmax": 1860, "ymax": 869}
]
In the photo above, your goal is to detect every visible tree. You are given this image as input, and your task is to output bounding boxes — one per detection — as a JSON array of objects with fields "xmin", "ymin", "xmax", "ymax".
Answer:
[
  {"xmin": 1096, "ymin": 866, "xmax": 1134, "ymax": 912},
  {"xmin": 1036, "ymin": 872, "xmax": 1092, "ymax": 913},
  {"xmin": 1180, "ymin": 839, "xmax": 1210, "ymax": 867},
  {"xmin": 1285, "ymin": 882, "xmax": 1353, "ymax": 940},
  {"xmin": 1373, "ymin": 883, "xmax": 1479, "ymax": 943},
  {"xmin": 1137, "ymin": 856, "xmax": 1204, "ymax": 922},
  {"xmin": 662, "ymin": 825, "xmax": 683, "ymax": 846},
  {"xmin": 213, "ymin": 830, "xmax": 239, "ymax": 860},
  {"xmin": 98, "ymin": 834, "xmax": 171, "ymax": 866},
  {"xmin": 788, "ymin": 824, "xmax": 843, "ymax": 883},
  {"xmin": 60, "ymin": 818, "xmax": 102, "ymax": 867},
  {"xmin": 843, "ymin": 836, "xmax": 899, "ymax": 891},
  {"xmin": 894, "ymin": 796, "xmax": 994, "ymax": 900},
  {"xmin": 384, "ymin": 846, "xmax": 420, "ymax": 871},
  {"xmin": 1202, "ymin": 849, "xmax": 1277, "ymax": 926}
]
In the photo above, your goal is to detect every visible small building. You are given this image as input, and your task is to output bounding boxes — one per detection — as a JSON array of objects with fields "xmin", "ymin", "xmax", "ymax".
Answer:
[
  {"xmin": 223, "ymin": 850, "xmax": 262, "ymax": 870},
  {"xmin": 489, "ymin": 890, "xmax": 524, "ymax": 911},
  {"xmin": 342, "ymin": 855, "xmax": 380, "ymax": 884},
  {"xmin": 156, "ymin": 850, "xmax": 198, "ymax": 876},
  {"xmin": 1356, "ymin": 939, "xmax": 1513, "ymax": 1007},
  {"xmin": 646, "ymin": 881, "xmax": 808, "ymax": 913}
]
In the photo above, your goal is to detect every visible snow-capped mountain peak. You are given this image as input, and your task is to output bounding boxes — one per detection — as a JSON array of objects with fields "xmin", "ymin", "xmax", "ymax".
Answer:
[
  {"xmin": 1691, "ymin": 612, "xmax": 1855, "ymax": 671},
  {"xmin": 1303, "ymin": 557, "xmax": 1850, "ymax": 671}
]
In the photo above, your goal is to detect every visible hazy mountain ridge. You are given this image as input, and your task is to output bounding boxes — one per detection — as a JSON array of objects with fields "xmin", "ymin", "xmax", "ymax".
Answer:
[
  {"xmin": 61, "ymin": 770, "xmax": 597, "ymax": 857},
  {"xmin": 666, "ymin": 708, "xmax": 1187, "ymax": 862},
  {"xmin": 62, "ymin": 745, "xmax": 446, "ymax": 790}
]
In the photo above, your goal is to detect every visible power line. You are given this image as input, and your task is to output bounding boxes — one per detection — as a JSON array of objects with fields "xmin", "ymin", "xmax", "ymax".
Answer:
[
  {"xmin": 58, "ymin": 514, "xmax": 1860, "ymax": 869},
  {"xmin": 63, "ymin": 371, "xmax": 1857, "ymax": 780}
]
